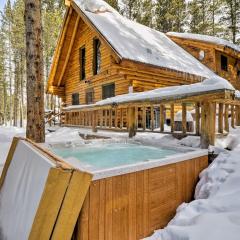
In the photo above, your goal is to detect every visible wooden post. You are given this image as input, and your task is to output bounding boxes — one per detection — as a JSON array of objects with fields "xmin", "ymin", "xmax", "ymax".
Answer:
[
  {"xmin": 151, "ymin": 105, "xmax": 154, "ymax": 131},
  {"xmin": 104, "ymin": 110, "xmax": 108, "ymax": 127},
  {"xmin": 218, "ymin": 103, "xmax": 224, "ymax": 134},
  {"xmin": 236, "ymin": 106, "xmax": 240, "ymax": 126},
  {"xmin": 170, "ymin": 104, "xmax": 174, "ymax": 133},
  {"xmin": 142, "ymin": 106, "xmax": 146, "ymax": 131},
  {"xmin": 128, "ymin": 107, "xmax": 136, "ymax": 138},
  {"xmin": 114, "ymin": 108, "xmax": 118, "ymax": 128},
  {"xmin": 135, "ymin": 106, "xmax": 138, "ymax": 131},
  {"xmin": 120, "ymin": 108, "xmax": 123, "ymax": 129},
  {"xmin": 92, "ymin": 111, "xmax": 97, "ymax": 133},
  {"xmin": 109, "ymin": 109, "xmax": 112, "ymax": 128},
  {"xmin": 100, "ymin": 110, "xmax": 103, "ymax": 128},
  {"xmin": 224, "ymin": 104, "xmax": 229, "ymax": 132},
  {"xmin": 200, "ymin": 102, "xmax": 216, "ymax": 148},
  {"xmin": 195, "ymin": 102, "xmax": 200, "ymax": 136},
  {"xmin": 160, "ymin": 104, "xmax": 165, "ymax": 132},
  {"xmin": 231, "ymin": 105, "xmax": 235, "ymax": 128},
  {"xmin": 182, "ymin": 103, "xmax": 187, "ymax": 134}
]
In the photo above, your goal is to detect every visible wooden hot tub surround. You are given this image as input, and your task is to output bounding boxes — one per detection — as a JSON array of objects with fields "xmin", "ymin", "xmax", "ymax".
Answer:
[{"xmin": 72, "ymin": 154, "xmax": 208, "ymax": 240}]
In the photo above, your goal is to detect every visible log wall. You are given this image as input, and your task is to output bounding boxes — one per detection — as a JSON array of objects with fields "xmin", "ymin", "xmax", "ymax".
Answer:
[
  {"xmin": 168, "ymin": 36, "xmax": 240, "ymax": 90},
  {"xmin": 73, "ymin": 155, "xmax": 208, "ymax": 240}
]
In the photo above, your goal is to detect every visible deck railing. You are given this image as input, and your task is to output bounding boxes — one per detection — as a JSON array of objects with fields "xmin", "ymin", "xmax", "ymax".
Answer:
[{"xmin": 61, "ymin": 89, "xmax": 240, "ymax": 148}]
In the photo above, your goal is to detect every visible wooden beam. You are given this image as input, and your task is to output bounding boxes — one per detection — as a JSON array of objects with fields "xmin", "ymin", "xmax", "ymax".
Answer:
[
  {"xmin": 218, "ymin": 103, "xmax": 223, "ymax": 133},
  {"xmin": 224, "ymin": 104, "xmax": 229, "ymax": 132},
  {"xmin": 170, "ymin": 104, "xmax": 174, "ymax": 133},
  {"xmin": 195, "ymin": 102, "xmax": 200, "ymax": 136},
  {"xmin": 231, "ymin": 105, "xmax": 235, "ymax": 128},
  {"xmin": 182, "ymin": 103, "xmax": 187, "ymax": 134},
  {"xmin": 160, "ymin": 104, "xmax": 165, "ymax": 132},
  {"xmin": 92, "ymin": 111, "xmax": 97, "ymax": 132},
  {"xmin": 57, "ymin": 15, "xmax": 80, "ymax": 87},
  {"xmin": 201, "ymin": 102, "xmax": 216, "ymax": 148},
  {"xmin": 120, "ymin": 108, "xmax": 123, "ymax": 129},
  {"xmin": 236, "ymin": 106, "xmax": 240, "ymax": 126},
  {"xmin": 109, "ymin": 109, "xmax": 112, "ymax": 128},
  {"xmin": 135, "ymin": 106, "xmax": 138, "ymax": 130},
  {"xmin": 128, "ymin": 107, "xmax": 136, "ymax": 138},
  {"xmin": 114, "ymin": 108, "xmax": 118, "ymax": 128},
  {"xmin": 151, "ymin": 106, "xmax": 154, "ymax": 131},
  {"xmin": 142, "ymin": 106, "xmax": 146, "ymax": 130}
]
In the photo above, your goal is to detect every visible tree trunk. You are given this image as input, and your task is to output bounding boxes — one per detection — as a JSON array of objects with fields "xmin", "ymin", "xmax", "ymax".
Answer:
[
  {"xmin": 13, "ymin": 55, "xmax": 19, "ymax": 127},
  {"xmin": 25, "ymin": 0, "xmax": 45, "ymax": 143}
]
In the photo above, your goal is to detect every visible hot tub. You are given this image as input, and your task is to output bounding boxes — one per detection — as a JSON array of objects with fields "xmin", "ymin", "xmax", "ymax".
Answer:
[{"xmin": 50, "ymin": 142, "xmax": 208, "ymax": 239}]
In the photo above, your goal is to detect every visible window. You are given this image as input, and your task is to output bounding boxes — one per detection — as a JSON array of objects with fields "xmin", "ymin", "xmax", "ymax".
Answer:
[
  {"xmin": 102, "ymin": 83, "xmax": 115, "ymax": 99},
  {"xmin": 199, "ymin": 50, "xmax": 205, "ymax": 60},
  {"xmin": 79, "ymin": 46, "xmax": 86, "ymax": 80},
  {"xmin": 221, "ymin": 55, "xmax": 228, "ymax": 71},
  {"xmin": 72, "ymin": 93, "xmax": 79, "ymax": 105},
  {"xmin": 86, "ymin": 89, "xmax": 94, "ymax": 104},
  {"xmin": 93, "ymin": 38, "xmax": 101, "ymax": 75}
]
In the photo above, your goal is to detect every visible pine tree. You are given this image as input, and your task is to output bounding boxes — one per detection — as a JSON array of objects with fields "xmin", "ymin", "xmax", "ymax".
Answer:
[
  {"xmin": 121, "ymin": 0, "xmax": 140, "ymax": 20},
  {"xmin": 11, "ymin": 0, "xmax": 25, "ymax": 127},
  {"xmin": 1, "ymin": 0, "xmax": 13, "ymax": 125},
  {"xmin": 25, "ymin": 0, "xmax": 45, "ymax": 142},
  {"xmin": 221, "ymin": 0, "xmax": 240, "ymax": 43},
  {"xmin": 105, "ymin": 0, "xmax": 119, "ymax": 10},
  {"xmin": 138, "ymin": 0, "xmax": 153, "ymax": 27},
  {"xmin": 155, "ymin": 0, "xmax": 173, "ymax": 32}
]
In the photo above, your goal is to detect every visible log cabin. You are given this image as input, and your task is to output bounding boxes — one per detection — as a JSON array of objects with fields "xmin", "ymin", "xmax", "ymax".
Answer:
[
  {"xmin": 167, "ymin": 32, "xmax": 240, "ymax": 90},
  {"xmin": 47, "ymin": 0, "xmax": 224, "ymax": 108}
]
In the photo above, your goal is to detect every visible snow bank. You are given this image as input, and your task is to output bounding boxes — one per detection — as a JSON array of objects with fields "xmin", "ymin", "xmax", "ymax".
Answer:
[
  {"xmin": 145, "ymin": 142, "xmax": 240, "ymax": 240},
  {"xmin": 215, "ymin": 127, "xmax": 240, "ymax": 151},
  {"xmin": 74, "ymin": 0, "xmax": 216, "ymax": 79},
  {"xmin": 167, "ymin": 32, "xmax": 240, "ymax": 53}
]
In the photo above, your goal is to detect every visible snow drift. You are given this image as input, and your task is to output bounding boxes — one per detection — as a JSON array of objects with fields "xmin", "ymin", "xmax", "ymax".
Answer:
[{"xmin": 145, "ymin": 142, "xmax": 240, "ymax": 240}]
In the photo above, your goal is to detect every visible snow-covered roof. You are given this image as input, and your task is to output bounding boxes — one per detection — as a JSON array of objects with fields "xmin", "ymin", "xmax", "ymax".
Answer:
[
  {"xmin": 73, "ymin": 0, "xmax": 216, "ymax": 79},
  {"xmin": 167, "ymin": 32, "xmax": 240, "ymax": 54},
  {"xmin": 64, "ymin": 76, "xmax": 235, "ymax": 110}
]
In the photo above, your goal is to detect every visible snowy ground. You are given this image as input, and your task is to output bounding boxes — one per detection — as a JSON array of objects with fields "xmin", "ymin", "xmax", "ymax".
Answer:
[
  {"xmin": 145, "ymin": 128, "xmax": 240, "ymax": 240},
  {"xmin": 1, "ymin": 125, "xmax": 240, "ymax": 240}
]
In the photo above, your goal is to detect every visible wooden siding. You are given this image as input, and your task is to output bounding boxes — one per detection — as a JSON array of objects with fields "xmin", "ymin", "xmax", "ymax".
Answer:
[
  {"xmin": 169, "ymin": 36, "xmax": 240, "ymax": 90},
  {"xmin": 215, "ymin": 50, "xmax": 240, "ymax": 89},
  {"xmin": 73, "ymin": 155, "xmax": 208, "ymax": 240}
]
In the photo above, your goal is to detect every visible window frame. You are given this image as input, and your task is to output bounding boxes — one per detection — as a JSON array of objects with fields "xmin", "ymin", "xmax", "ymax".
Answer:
[
  {"xmin": 221, "ymin": 55, "xmax": 228, "ymax": 72},
  {"xmin": 79, "ymin": 45, "xmax": 86, "ymax": 80},
  {"xmin": 72, "ymin": 93, "xmax": 80, "ymax": 106},
  {"xmin": 102, "ymin": 83, "xmax": 115, "ymax": 100},
  {"xmin": 93, "ymin": 38, "xmax": 101, "ymax": 75},
  {"xmin": 85, "ymin": 88, "xmax": 94, "ymax": 104}
]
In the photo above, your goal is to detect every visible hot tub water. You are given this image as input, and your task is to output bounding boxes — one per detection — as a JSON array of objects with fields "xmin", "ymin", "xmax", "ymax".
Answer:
[{"xmin": 51, "ymin": 143, "xmax": 179, "ymax": 171}]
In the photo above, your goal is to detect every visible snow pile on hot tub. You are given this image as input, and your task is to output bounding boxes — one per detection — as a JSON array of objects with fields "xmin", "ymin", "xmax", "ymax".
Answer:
[{"xmin": 145, "ymin": 138, "xmax": 240, "ymax": 240}]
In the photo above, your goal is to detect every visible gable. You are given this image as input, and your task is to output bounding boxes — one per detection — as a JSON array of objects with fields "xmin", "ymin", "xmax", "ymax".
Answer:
[{"xmin": 47, "ymin": 6, "xmax": 120, "ymax": 90}]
